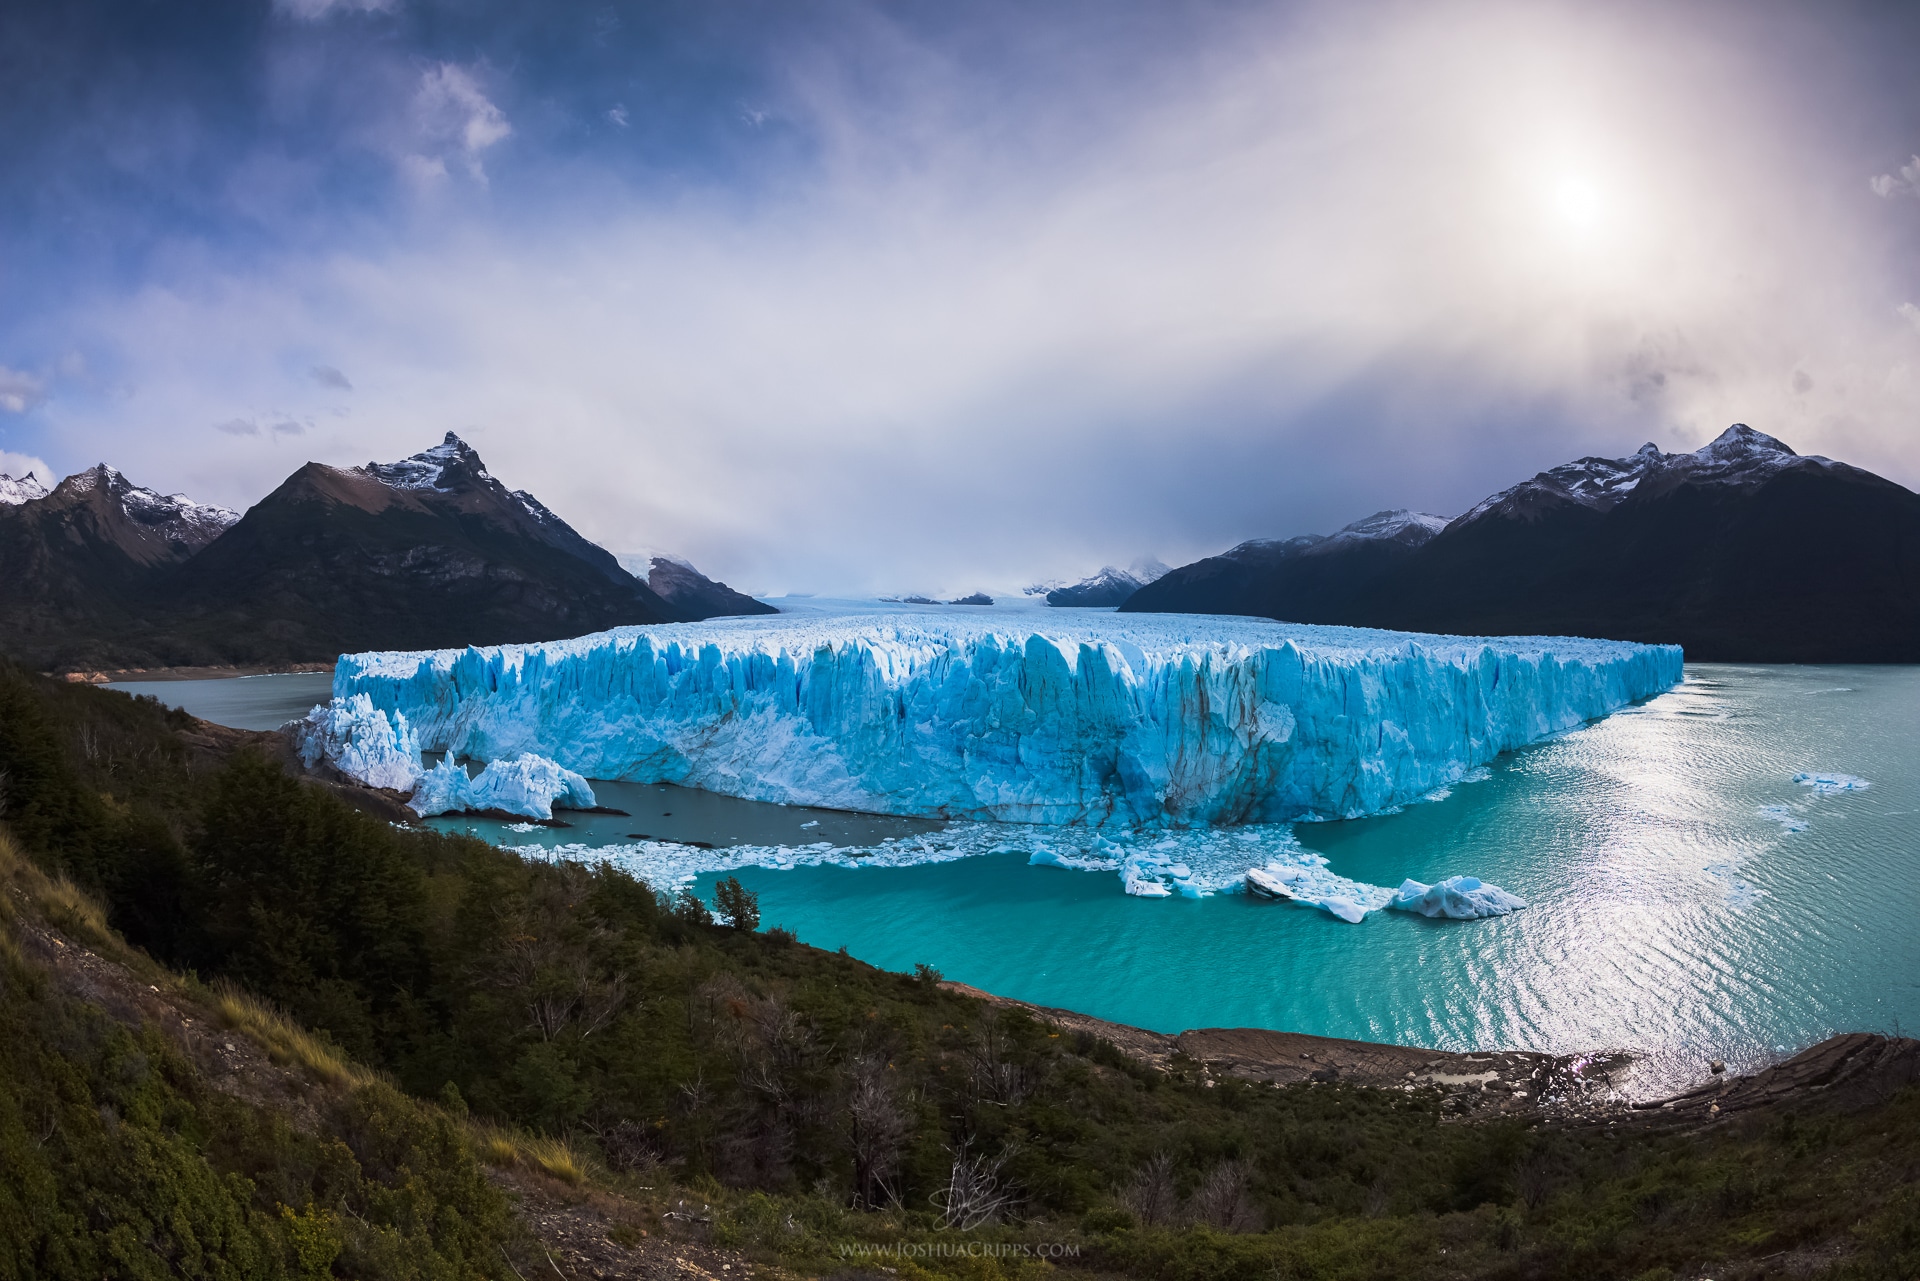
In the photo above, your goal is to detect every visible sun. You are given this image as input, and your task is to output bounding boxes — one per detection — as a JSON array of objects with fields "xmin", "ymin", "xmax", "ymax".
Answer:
[{"xmin": 1550, "ymin": 174, "xmax": 1605, "ymax": 235}]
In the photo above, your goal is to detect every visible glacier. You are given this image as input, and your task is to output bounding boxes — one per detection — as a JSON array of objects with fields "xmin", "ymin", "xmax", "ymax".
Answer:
[{"xmin": 333, "ymin": 612, "xmax": 1682, "ymax": 829}]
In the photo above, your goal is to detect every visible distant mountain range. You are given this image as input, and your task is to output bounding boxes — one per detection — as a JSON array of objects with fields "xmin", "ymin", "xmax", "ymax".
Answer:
[
  {"xmin": 1043, "ymin": 558, "xmax": 1172, "ymax": 607},
  {"xmin": 0, "ymin": 434, "xmax": 771, "ymax": 671},
  {"xmin": 1124, "ymin": 425, "xmax": 1920, "ymax": 662}
]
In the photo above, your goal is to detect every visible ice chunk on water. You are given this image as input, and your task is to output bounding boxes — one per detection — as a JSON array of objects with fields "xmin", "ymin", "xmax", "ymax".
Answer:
[
  {"xmin": 409, "ymin": 752, "xmax": 596, "ymax": 820},
  {"xmin": 466, "ymin": 754, "xmax": 597, "ymax": 818},
  {"xmin": 1389, "ymin": 876, "xmax": 1527, "ymax": 919},
  {"xmin": 286, "ymin": 694, "xmax": 422, "ymax": 792},
  {"xmin": 1706, "ymin": 863, "xmax": 1764, "ymax": 909},
  {"xmin": 1757, "ymin": 804, "xmax": 1809, "ymax": 833},
  {"xmin": 336, "ymin": 612, "xmax": 1681, "ymax": 828},
  {"xmin": 1793, "ymin": 772, "xmax": 1870, "ymax": 793}
]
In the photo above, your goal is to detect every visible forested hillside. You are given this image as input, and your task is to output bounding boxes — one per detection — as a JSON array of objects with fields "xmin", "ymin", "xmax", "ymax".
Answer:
[{"xmin": 2, "ymin": 664, "xmax": 1918, "ymax": 1279}]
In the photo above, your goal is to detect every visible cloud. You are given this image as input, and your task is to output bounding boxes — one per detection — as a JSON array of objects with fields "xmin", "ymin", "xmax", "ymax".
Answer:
[
  {"xmin": 22, "ymin": 0, "xmax": 1920, "ymax": 590},
  {"xmin": 408, "ymin": 64, "xmax": 511, "ymax": 182},
  {"xmin": 214, "ymin": 415, "xmax": 306, "ymax": 437},
  {"xmin": 0, "ymin": 366, "xmax": 46, "ymax": 414},
  {"xmin": 607, "ymin": 105, "xmax": 629, "ymax": 128},
  {"xmin": 0, "ymin": 449, "xmax": 52, "ymax": 483},
  {"xmin": 310, "ymin": 364, "xmax": 353, "ymax": 390},
  {"xmin": 275, "ymin": 0, "xmax": 397, "ymax": 20},
  {"xmin": 1871, "ymin": 156, "xmax": 1920, "ymax": 198}
]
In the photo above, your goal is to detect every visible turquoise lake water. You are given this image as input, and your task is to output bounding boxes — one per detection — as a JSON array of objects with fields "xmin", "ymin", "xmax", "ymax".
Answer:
[{"xmin": 129, "ymin": 663, "xmax": 1920, "ymax": 1092}]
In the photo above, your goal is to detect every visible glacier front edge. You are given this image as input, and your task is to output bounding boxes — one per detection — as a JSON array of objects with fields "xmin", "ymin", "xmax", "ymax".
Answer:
[{"xmin": 333, "ymin": 613, "xmax": 1682, "ymax": 828}]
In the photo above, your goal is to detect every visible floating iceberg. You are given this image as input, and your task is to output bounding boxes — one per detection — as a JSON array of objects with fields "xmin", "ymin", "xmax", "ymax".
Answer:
[
  {"xmin": 288, "ymin": 694, "xmax": 423, "ymax": 792},
  {"xmin": 1793, "ymin": 772, "xmax": 1870, "ymax": 793},
  {"xmin": 463, "ymin": 754, "xmax": 597, "ymax": 819},
  {"xmin": 1388, "ymin": 876, "xmax": 1526, "ymax": 920},
  {"xmin": 407, "ymin": 752, "xmax": 596, "ymax": 819},
  {"xmin": 335, "ymin": 613, "xmax": 1680, "ymax": 828},
  {"xmin": 1757, "ymin": 804, "xmax": 1809, "ymax": 833}
]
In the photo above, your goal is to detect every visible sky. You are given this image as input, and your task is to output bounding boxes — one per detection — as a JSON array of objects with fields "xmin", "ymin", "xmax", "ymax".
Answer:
[{"xmin": 3, "ymin": 0, "xmax": 1919, "ymax": 595}]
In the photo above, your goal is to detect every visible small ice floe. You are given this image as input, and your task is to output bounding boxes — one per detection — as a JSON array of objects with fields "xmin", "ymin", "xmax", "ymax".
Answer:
[
  {"xmin": 505, "ymin": 822, "xmax": 540, "ymax": 834},
  {"xmin": 1794, "ymin": 772, "xmax": 1870, "ymax": 793},
  {"xmin": 800, "ymin": 820, "xmax": 820, "ymax": 829},
  {"xmin": 1121, "ymin": 848, "xmax": 1199, "ymax": 898},
  {"xmin": 1757, "ymin": 805, "xmax": 1809, "ymax": 833},
  {"xmin": 1706, "ymin": 863, "xmax": 1764, "ymax": 909},
  {"xmin": 1245, "ymin": 867, "xmax": 1299, "ymax": 901},
  {"xmin": 1239, "ymin": 858, "xmax": 1392, "ymax": 923},
  {"xmin": 1387, "ymin": 876, "xmax": 1527, "ymax": 920}
]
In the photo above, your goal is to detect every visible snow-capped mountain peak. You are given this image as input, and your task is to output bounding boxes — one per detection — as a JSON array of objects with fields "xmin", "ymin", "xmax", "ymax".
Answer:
[
  {"xmin": 1320, "ymin": 508, "xmax": 1451, "ymax": 548},
  {"xmin": 364, "ymin": 432, "xmax": 491, "ymax": 492},
  {"xmin": 1453, "ymin": 424, "xmax": 1844, "ymax": 529},
  {"xmin": 0, "ymin": 470, "xmax": 48, "ymax": 505},
  {"xmin": 1697, "ymin": 422, "xmax": 1794, "ymax": 463},
  {"xmin": 59, "ymin": 463, "xmax": 240, "ymax": 540}
]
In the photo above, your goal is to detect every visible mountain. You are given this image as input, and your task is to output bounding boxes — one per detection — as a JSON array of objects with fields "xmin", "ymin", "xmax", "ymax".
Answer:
[
  {"xmin": 0, "ymin": 470, "xmax": 50, "ymax": 505},
  {"xmin": 628, "ymin": 555, "xmax": 775, "ymax": 619},
  {"xmin": 0, "ymin": 435, "xmax": 748, "ymax": 670},
  {"xmin": 1121, "ymin": 509, "xmax": 1448, "ymax": 622},
  {"xmin": 159, "ymin": 434, "xmax": 683, "ymax": 661},
  {"xmin": 1045, "ymin": 557, "xmax": 1173, "ymax": 607},
  {"xmin": 0, "ymin": 465, "xmax": 240, "ymax": 667},
  {"xmin": 1125, "ymin": 427, "xmax": 1920, "ymax": 662}
]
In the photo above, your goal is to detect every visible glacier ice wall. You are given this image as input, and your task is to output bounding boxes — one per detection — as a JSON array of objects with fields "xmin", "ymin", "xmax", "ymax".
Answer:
[{"xmin": 335, "ymin": 613, "xmax": 1681, "ymax": 828}]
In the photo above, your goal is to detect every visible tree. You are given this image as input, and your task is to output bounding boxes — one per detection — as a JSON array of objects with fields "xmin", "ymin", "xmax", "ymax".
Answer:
[{"xmin": 713, "ymin": 876, "xmax": 759, "ymax": 931}]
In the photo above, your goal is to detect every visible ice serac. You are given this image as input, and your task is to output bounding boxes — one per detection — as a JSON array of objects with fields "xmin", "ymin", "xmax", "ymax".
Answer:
[
  {"xmin": 289, "ymin": 694, "xmax": 424, "ymax": 792},
  {"xmin": 407, "ymin": 754, "xmax": 597, "ymax": 820},
  {"xmin": 334, "ymin": 614, "xmax": 1683, "ymax": 828},
  {"xmin": 460, "ymin": 755, "xmax": 597, "ymax": 820}
]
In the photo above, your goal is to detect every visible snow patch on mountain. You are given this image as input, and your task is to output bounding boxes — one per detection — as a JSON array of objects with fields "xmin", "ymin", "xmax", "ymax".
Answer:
[
  {"xmin": 0, "ymin": 471, "xmax": 49, "ymax": 505},
  {"xmin": 335, "ymin": 612, "xmax": 1682, "ymax": 829},
  {"xmin": 364, "ymin": 432, "xmax": 489, "ymax": 492}
]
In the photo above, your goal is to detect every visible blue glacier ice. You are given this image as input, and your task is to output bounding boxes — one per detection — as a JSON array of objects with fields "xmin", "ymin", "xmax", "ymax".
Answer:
[
  {"xmin": 1388, "ymin": 876, "xmax": 1526, "ymax": 919},
  {"xmin": 333, "ymin": 613, "xmax": 1682, "ymax": 828},
  {"xmin": 458, "ymin": 754, "xmax": 597, "ymax": 819},
  {"xmin": 406, "ymin": 753, "xmax": 597, "ymax": 819},
  {"xmin": 285, "ymin": 695, "xmax": 595, "ymax": 820},
  {"xmin": 289, "ymin": 693, "xmax": 423, "ymax": 792},
  {"xmin": 1793, "ymin": 772, "xmax": 1870, "ymax": 793}
]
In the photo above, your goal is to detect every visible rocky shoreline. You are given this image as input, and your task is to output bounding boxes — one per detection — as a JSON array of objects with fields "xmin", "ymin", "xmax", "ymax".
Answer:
[{"xmin": 939, "ymin": 981, "xmax": 1920, "ymax": 1129}]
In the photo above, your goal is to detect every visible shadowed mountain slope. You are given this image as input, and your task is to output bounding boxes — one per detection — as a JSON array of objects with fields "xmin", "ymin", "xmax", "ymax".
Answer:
[
  {"xmin": 0, "ymin": 435, "xmax": 719, "ymax": 670},
  {"xmin": 1126, "ymin": 427, "xmax": 1920, "ymax": 662}
]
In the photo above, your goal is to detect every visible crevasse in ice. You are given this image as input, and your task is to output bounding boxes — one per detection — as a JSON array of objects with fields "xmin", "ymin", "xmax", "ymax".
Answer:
[{"xmin": 331, "ymin": 613, "xmax": 1682, "ymax": 828}]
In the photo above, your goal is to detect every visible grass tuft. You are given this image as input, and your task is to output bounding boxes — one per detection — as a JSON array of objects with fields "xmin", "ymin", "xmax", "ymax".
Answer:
[
  {"xmin": 210, "ymin": 979, "xmax": 377, "ymax": 1089},
  {"xmin": 463, "ymin": 1118, "xmax": 589, "ymax": 1184}
]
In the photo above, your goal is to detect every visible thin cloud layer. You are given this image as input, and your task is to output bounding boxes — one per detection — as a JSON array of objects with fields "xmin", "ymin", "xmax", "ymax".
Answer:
[{"xmin": 5, "ymin": 0, "xmax": 1920, "ymax": 594}]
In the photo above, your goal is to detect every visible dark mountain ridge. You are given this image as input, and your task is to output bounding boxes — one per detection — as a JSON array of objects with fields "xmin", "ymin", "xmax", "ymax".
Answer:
[
  {"xmin": 1125, "ymin": 426, "xmax": 1920, "ymax": 662},
  {"xmin": 0, "ymin": 434, "xmax": 770, "ymax": 670}
]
